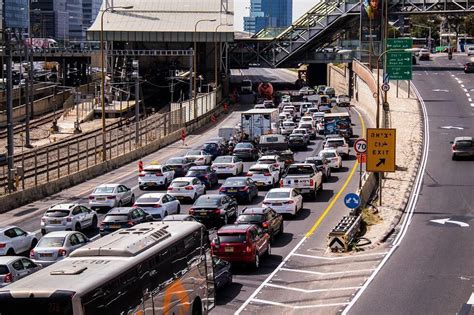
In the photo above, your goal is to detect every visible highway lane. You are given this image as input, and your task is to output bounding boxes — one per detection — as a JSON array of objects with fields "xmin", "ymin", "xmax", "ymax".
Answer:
[
  {"xmin": 230, "ymin": 68, "xmax": 298, "ymax": 84},
  {"xmin": 1, "ymin": 101, "xmax": 366, "ymax": 314},
  {"xmin": 348, "ymin": 54, "xmax": 474, "ymax": 314}
]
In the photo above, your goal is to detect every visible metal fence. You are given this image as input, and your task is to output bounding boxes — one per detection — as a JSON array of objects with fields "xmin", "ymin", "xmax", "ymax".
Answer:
[
  {"xmin": 1, "ymin": 89, "xmax": 219, "ymax": 195},
  {"xmin": 171, "ymin": 88, "xmax": 221, "ymax": 123}
]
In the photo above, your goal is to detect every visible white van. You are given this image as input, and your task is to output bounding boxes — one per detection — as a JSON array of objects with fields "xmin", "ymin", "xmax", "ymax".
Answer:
[
  {"xmin": 241, "ymin": 79, "xmax": 253, "ymax": 94},
  {"xmin": 466, "ymin": 46, "xmax": 474, "ymax": 56}
]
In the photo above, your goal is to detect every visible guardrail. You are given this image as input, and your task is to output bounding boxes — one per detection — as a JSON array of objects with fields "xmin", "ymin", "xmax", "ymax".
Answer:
[
  {"xmin": 0, "ymin": 89, "xmax": 220, "ymax": 196},
  {"xmin": 328, "ymin": 215, "xmax": 361, "ymax": 252}
]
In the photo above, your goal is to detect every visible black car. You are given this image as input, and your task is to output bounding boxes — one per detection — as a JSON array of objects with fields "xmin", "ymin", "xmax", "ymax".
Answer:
[
  {"xmin": 202, "ymin": 142, "xmax": 224, "ymax": 159},
  {"xmin": 305, "ymin": 156, "xmax": 331, "ymax": 181},
  {"xmin": 213, "ymin": 257, "xmax": 232, "ymax": 290},
  {"xmin": 235, "ymin": 207, "xmax": 284, "ymax": 243},
  {"xmin": 219, "ymin": 177, "xmax": 259, "ymax": 203},
  {"xmin": 165, "ymin": 157, "xmax": 195, "ymax": 177},
  {"xmin": 464, "ymin": 62, "xmax": 474, "ymax": 73},
  {"xmin": 288, "ymin": 134, "xmax": 307, "ymax": 150},
  {"xmin": 233, "ymin": 142, "xmax": 259, "ymax": 161},
  {"xmin": 99, "ymin": 207, "xmax": 152, "ymax": 236},
  {"xmin": 189, "ymin": 194, "xmax": 238, "ymax": 226},
  {"xmin": 186, "ymin": 166, "xmax": 219, "ymax": 188}
]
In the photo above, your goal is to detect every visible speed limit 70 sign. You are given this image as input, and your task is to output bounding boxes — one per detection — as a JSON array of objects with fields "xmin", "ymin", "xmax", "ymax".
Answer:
[{"xmin": 354, "ymin": 138, "xmax": 367, "ymax": 154}]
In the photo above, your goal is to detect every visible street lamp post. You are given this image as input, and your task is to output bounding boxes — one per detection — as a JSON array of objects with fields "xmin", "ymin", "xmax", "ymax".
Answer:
[
  {"xmin": 193, "ymin": 19, "xmax": 216, "ymax": 120},
  {"xmin": 214, "ymin": 23, "xmax": 233, "ymax": 90},
  {"xmin": 100, "ymin": 5, "xmax": 133, "ymax": 161}
]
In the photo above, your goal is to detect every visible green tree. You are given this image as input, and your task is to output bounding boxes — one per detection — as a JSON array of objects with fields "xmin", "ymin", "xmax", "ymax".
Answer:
[{"xmin": 464, "ymin": 14, "xmax": 474, "ymax": 36}]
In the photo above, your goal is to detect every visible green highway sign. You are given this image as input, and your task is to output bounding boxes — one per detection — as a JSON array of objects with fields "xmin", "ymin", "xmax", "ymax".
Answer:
[{"xmin": 386, "ymin": 38, "xmax": 413, "ymax": 80}]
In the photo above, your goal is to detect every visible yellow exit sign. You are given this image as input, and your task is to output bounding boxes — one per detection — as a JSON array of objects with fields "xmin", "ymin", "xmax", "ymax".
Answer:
[{"xmin": 366, "ymin": 128, "xmax": 396, "ymax": 172}]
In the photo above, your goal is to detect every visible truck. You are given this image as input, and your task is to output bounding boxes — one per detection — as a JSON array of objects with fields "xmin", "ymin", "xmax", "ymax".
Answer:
[
  {"xmin": 241, "ymin": 108, "xmax": 279, "ymax": 142},
  {"xmin": 258, "ymin": 134, "xmax": 289, "ymax": 152},
  {"xmin": 280, "ymin": 163, "xmax": 323, "ymax": 199},
  {"xmin": 324, "ymin": 112, "xmax": 352, "ymax": 138},
  {"xmin": 24, "ymin": 38, "xmax": 59, "ymax": 50}
]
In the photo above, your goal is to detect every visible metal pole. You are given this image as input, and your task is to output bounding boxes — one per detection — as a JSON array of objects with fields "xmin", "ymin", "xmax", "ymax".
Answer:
[
  {"xmin": 189, "ymin": 50, "xmax": 193, "ymax": 101},
  {"xmin": 407, "ymin": 80, "xmax": 410, "ymax": 98},
  {"xmin": 23, "ymin": 44, "xmax": 32, "ymax": 147},
  {"xmin": 29, "ymin": 53, "xmax": 34, "ymax": 117},
  {"xmin": 135, "ymin": 69, "xmax": 140, "ymax": 145},
  {"xmin": 100, "ymin": 9, "xmax": 108, "ymax": 161},
  {"xmin": 193, "ymin": 28, "xmax": 198, "ymax": 120},
  {"xmin": 396, "ymin": 80, "xmax": 399, "ymax": 97},
  {"xmin": 5, "ymin": 29, "xmax": 15, "ymax": 192}
]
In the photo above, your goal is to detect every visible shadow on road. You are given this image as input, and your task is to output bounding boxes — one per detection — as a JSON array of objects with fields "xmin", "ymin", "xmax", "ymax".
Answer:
[{"xmin": 272, "ymin": 231, "xmax": 295, "ymax": 248}]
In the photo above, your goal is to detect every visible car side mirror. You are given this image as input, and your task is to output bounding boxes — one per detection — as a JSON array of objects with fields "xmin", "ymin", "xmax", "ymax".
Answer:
[
  {"xmin": 213, "ymin": 237, "xmax": 220, "ymax": 247},
  {"xmin": 449, "ymin": 141, "xmax": 454, "ymax": 144}
]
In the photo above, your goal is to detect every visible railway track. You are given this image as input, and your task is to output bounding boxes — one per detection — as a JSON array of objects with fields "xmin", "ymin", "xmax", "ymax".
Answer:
[{"xmin": 0, "ymin": 110, "xmax": 65, "ymax": 140}]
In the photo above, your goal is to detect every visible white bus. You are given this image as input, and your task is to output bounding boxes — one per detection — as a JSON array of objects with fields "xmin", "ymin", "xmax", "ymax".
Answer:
[{"xmin": 0, "ymin": 221, "xmax": 215, "ymax": 315}]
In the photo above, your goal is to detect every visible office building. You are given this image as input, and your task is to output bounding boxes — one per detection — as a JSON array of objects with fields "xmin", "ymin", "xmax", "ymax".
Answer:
[
  {"xmin": 83, "ymin": 0, "xmax": 101, "ymax": 33},
  {"xmin": 3, "ymin": 0, "xmax": 29, "ymax": 31},
  {"xmin": 243, "ymin": 0, "xmax": 292, "ymax": 34},
  {"xmin": 67, "ymin": 0, "xmax": 84, "ymax": 41},
  {"xmin": 31, "ymin": 0, "xmax": 69, "ymax": 40}
]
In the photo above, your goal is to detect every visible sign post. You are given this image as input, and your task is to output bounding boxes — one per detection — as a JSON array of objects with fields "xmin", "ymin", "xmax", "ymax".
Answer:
[
  {"xmin": 354, "ymin": 138, "xmax": 367, "ymax": 189},
  {"xmin": 386, "ymin": 38, "xmax": 413, "ymax": 81}
]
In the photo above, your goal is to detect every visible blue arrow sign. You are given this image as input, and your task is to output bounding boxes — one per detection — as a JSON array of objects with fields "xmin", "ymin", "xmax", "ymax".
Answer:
[
  {"xmin": 344, "ymin": 193, "xmax": 361, "ymax": 209},
  {"xmin": 383, "ymin": 73, "xmax": 390, "ymax": 84}
]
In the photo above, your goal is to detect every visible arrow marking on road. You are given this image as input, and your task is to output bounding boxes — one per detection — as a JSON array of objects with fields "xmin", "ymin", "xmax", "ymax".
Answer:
[
  {"xmin": 430, "ymin": 218, "xmax": 469, "ymax": 227},
  {"xmin": 376, "ymin": 158, "xmax": 386, "ymax": 167}
]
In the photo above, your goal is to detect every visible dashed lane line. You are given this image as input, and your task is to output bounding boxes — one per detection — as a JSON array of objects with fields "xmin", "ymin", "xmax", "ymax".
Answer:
[
  {"xmin": 292, "ymin": 252, "xmax": 388, "ymax": 260},
  {"xmin": 279, "ymin": 267, "xmax": 376, "ymax": 276},
  {"xmin": 251, "ymin": 299, "xmax": 349, "ymax": 309},
  {"xmin": 264, "ymin": 283, "xmax": 362, "ymax": 293}
]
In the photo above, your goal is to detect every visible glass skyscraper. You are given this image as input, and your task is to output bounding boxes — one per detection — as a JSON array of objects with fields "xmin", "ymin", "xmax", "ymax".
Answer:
[
  {"xmin": 244, "ymin": 0, "xmax": 292, "ymax": 34},
  {"xmin": 3, "ymin": 0, "xmax": 29, "ymax": 31}
]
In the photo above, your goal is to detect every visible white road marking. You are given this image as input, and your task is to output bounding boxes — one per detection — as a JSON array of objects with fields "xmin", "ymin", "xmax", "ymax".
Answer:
[
  {"xmin": 466, "ymin": 93, "xmax": 471, "ymax": 97},
  {"xmin": 461, "ymin": 84, "xmax": 465, "ymax": 88},
  {"xmin": 451, "ymin": 74, "xmax": 455, "ymax": 77},
  {"xmin": 251, "ymin": 298, "xmax": 349, "ymax": 309},
  {"xmin": 471, "ymin": 103, "xmax": 474, "ymax": 107},
  {"xmin": 467, "ymin": 292, "xmax": 474, "ymax": 305},
  {"xmin": 279, "ymin": 267, "xmax": 376, "ymax": 276},
  {"xmin": 463, "ymin": 88, "xmax": 468, "ymax": 92},
  {"xmin": 264, "ymin": 283, "xmax": 361, "ymax": 293},
  {"xmin": 294, "ymin": 252, "xmax": 388, "ymax": 260},
  {"xmin": 468, "ymin": 98, "xmax": 472, "ymax": 102}
]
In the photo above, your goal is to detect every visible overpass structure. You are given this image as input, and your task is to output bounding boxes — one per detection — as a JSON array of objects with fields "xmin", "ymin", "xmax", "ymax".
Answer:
[{"xmin": 229, "ymin": 0, "xmax": 474, "ymax": 69}]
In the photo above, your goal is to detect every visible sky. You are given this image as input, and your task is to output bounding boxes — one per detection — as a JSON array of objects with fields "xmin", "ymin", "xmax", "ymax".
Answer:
[{"xmin": 233, "ymin": 0, "xmax": 316, "ymax": 31}]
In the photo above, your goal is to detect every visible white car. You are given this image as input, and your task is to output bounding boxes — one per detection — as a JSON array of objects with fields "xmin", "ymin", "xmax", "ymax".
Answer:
[
  {"xmin": 40, "ymin": 204, "xmax": 98, "ymax": 235},
  {"xmin": 88, "ymin": 184, "xmax": 135, "ymax": 209},
  {"xmin": 184, "ymin": 150, "xmax": 212, "ymax": 165},
  {"xmin": 323, "ymin": 136, "xmax": 350, "ymax": 158},
  {"xmin": 167, "ymin": 177, "xmax": 206, "ymax": 202},
  {"xmin": 282, "ymin": 105, "xmax": 295, "ymax": 115},
  {"xmin": 246, "ymin": 164, "xmax": 280, "ymax": 188},
  {"xmin": 138, "ymin": 164, "xmax": 175, "ymax": 189},
  {"xmin": 212, "ymin": 155, "xmax": 244, "ymax": 176},
  {"xmin": 133, "ymin": 193, "xmax": 181, "ymax": 220},
  {"xmin": 298, "ymin": 122, "xmax": 317, "ymax": 139},
  {"xmin": 281, "ymin": 120, "xmax": 296, "ymax": 135},
  {"xmin": 258, "ymin": 155, "xmax": 285, "ymax": 174},
  {"xmin": 292, "ymin": 128, "xmax": 310, "ymax": 144},
  {"xmin": 300, "ymin": 115, "xmax": 315, "ymax": 126},
  {"xmin": 316, "ymin": 120, "xmax": 325, "ymax": 134},
  {"xmin": 279, "ymin": 112, "xmax": 291, "ymax": 122},
  {"xmin": 262, "ymin": 188, "xmax": 303, "ymax": 216},
  {"xmin": 0, "ymin": 226, "xmax": 38, "ymax": 256},
  {"xmin": 319, "ymin": 149, "xmax": 342, "ymax": 169},
  {"xmin": 29, "ymin": 231, "xmax": 89, "ymax": 267}
]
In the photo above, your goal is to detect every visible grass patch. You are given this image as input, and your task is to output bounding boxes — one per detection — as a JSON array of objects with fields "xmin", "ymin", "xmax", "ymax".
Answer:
[{"xmin": 361, "ymin": 207, "xmax": 382, "ymax": 226}]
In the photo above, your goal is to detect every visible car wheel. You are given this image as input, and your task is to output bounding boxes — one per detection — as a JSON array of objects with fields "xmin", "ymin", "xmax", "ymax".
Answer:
[
  {"xmin": 164, "ymin": 211, "xmax": 168, "ymax": 218},
  {"xmin": 266, "ymin": 243, "xmax": 271, "ymax": 256},
  {"xmin": 118, "ymin": 201, "xmax": 122, "ymax": 207},
  {"xmin": 253, "ymin": 252, "xmax": 260, "ymax": 269},
  {"xmin": 224, "ymin": 214, "xmax": 228, "ymax": 225},
  {"xmin": 280, "ymin": 222, "xmax": 284, "ymax": 234},
  {"xmin": 319, "ymin": 182, "xmax": 323, "ymax": 192},
  {"xmin": 139, "ymin": 186, "xmax": 145, "ymax": 191},
  {"xmin": 247, "ymin": 194, "xmax": 252, "ymax": 204},
  {"xmin": 30, "ymin": 238, "xmax": 38, "ymax": 250},
  {"xmin": 6, "ymin": 248, "xmax": 15, "ymax": 256},
  {"xmin": 130, "ymin": 194, "xmax": 135, "ymax": 205},
  {"xmin": 75, "ymin": 223, "xmax": 81, "ymax": 232},
  {"xmin": 177, "ymin": 205, "xmax": 181, "ymax": 214},
  {"xmin": 452, "ymin": 155, "xmax": 457, "ymax": 161},
  {"xmin": 41, "ymin": 229, "xmax": 46, "ymax": 236},
  {"xmin": 163, "ymin": 179, "xmax": 168, "ymax": 189},
  {"xmin": 91, "ymin": 216, "xmax": 98, "ymax": 229},
  {"xmin": 192, "ymin": 193, "xmax": 197, "ymax": 202}
]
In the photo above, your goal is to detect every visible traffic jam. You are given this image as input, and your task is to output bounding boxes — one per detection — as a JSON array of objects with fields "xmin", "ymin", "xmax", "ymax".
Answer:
[{"xmin": 0, "ymin": 85, "xmax": 355, "ymax": 296}]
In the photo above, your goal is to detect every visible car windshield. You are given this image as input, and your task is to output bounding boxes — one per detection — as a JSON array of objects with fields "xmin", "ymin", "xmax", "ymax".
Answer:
[
  {"xmin": 195, "ymin": 197, "xmax": 221, "ymax": 207},
  {"xmin": 203, "ymin": 143, "xmax": 217, "ymax": 150},
  {"xmin": 262, "ymin": 136, "xmax": 282, "ymax": 143},
  {"xmin": 218, "ymin": 234, "xmax": 247, "ymax": 243},
  {"xmin": 456, "ymin": 140, "xmax": 472, "ymax": 148},
  {"xmin": 214, "ymin": 156, "xmax": 233, "ymax": 163},
  {"xmin": 45, "ymin": 210, "xmax": 70, "ymax": 217},
  {"xmin": 237, "ymin": 214, "xmax": 263, "ymax": 223},
  {"xmin": 327, "ymin": 140, "xmax": 345, "ymax": 146},
  {"xmin": 283, "ymin": 122, "xmax": 295, "ymax": 127},
  {"xmin": 321, "ymin": 151, "xmax": 336, "ymax": 158},
  {"xmin": 249, "ymin": 168, "xmax": 268, "ymax": 174},
  {"xmin": 167, "ymin": 158, "xmax": 186, "ymax": 164},
  {"xmin": 103, "ymin": 214, "xmax": 129, "ymax": 222},
  {"xmin": 293, "ymin": 129, "xmax": 305, "ymax": 134},
  {"xmin": 266, "ymin": 191, "xmax": 290, "ymax": 198},
  {"xmin": 144, "ymin": 169, "xmax": 162, "ymax": 174},
  {"xmin": 235, "ymin": 143, "xmax": 253, "ymax": 149},
  {"xmin": 300, "ymin": 124, "xmax": 312, "ymax": 128},
  {"xmin": 224, "ymin": 178, "xmax": 247, "ymax": 186},
  {"xmin": 186, "ymin": 150, "xmax": 202, "ymax": 155},
  {"xmin": 136, "ymin": 197, "xmax": 160, "ymax": 203},
  {"xmin": 306, "ymin": 158, "xmax": 323, "ymax": 166},
  {"xmin": 287, "ymin": 165, "xmax": 314, "ymax": 175},
  {"xmin": 172, "ymin": 181, "xmax": 191, "ymax": 187},
  {"xmin": 94, "ymin": 187, "xmax": 115, "ymax": 194},
  {"xmin": 0, "ymin": 265, "xmax": 10, "ymax": 275},
  {"xmin": 37, "ymin": 237, "xmax": 65, "ymax": 247},
  {"xmin": 187, "ymin": 169, "xmax": 208, "ymax": 175},
  {"xmin": 259, "ymin": 159, "xmax": 276, "ymax": 164}
]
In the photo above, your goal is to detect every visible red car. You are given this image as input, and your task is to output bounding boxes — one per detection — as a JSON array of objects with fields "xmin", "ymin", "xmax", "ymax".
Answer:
[{"xmin": 211, "ymin": 224, "xmax": 271, "ymax": 269}]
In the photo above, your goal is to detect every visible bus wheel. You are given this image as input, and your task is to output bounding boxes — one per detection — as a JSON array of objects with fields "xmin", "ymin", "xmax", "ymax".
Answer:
[{"xmin": 192, "ymin": 298, "xmax": 202, "ymax": 315}]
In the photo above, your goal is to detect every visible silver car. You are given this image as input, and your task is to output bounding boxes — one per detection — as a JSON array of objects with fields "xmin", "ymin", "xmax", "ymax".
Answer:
[
  {"xmin": 88, "ymin": 184, "xmax": 135, "ymax": 209},
  {"xmin": 40, "ymin": 204, "xmax": 98, "ymax": 235},
  {"xmin": 30, "ymin": 231, "xmax": 89, "ymax": 267},
  {"xmin": 0, "ymin": 256, "xmax": 42, "ymax": 287}
]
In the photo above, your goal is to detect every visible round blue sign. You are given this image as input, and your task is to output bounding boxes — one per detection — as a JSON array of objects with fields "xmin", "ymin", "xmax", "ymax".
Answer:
[{"xmin": 344, "ymin": 193, "xmax": 361, "ymax": 209}]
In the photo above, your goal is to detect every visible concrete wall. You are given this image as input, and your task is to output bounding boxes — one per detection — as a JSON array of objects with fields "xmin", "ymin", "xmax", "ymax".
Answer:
[{"xmin": 327, "ymin": 65, "xmax": 349, "ymax": 95}]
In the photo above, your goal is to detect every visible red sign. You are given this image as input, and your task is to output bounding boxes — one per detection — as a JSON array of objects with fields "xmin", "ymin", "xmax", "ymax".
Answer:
[{"xmin": 357, "ymin": 153, "xmax": 366, "ymax": 163}]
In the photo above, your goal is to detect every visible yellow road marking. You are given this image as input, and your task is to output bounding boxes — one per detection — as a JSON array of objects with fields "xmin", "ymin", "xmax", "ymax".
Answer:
[{"xmin": 305, "ymin": 109, "xmax": 366, "ymax": 237}]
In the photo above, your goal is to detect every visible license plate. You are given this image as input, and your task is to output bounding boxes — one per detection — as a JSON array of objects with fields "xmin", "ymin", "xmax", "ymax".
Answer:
[
  {"xmin": 272, "ymin": 203, "xmax": 282, "ymax": 206},
  {"xmin": 50, "ymin": 220, "xmax": 61, "ymax": 224},
  {"xmin": 225, "ymin": 247, "xmax": 234, "ymax": 252},
  {"xmin": 228, "ymin": 189, "xmax": 237, "ymax": 193},
  {"xmin": 110, "ymin": 224, "xmax": 121, "ymax": 229},
  {"xmin": 256, "ymin": 182, "xmax": 264, "ymax": 186},
  {"xmin": 200, "ymin": 212, "xmax": 207, "ymax": 216},
  {"xmin": 40, "ymin": 253, "xmax": 53, "ymax": 257},
  {"xmin": 176, "ymin": 196, "xmax": 184, "ymax": 199}
]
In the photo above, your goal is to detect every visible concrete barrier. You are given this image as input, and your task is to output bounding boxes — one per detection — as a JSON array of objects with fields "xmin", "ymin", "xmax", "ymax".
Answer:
[{"xmin": 0, "ymin": 104, "xmax": 225, "ymax": 212}]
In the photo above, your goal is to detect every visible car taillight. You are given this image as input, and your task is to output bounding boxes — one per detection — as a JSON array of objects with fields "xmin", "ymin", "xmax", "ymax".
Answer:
[
  {"xmin": 280, "ymin": 179, "xmax": 284, "ymax": 187},
  {"xmin": 262, "ymin": 221, "xmax": 269, "ymax": 228},
  {"xmin": 239, "ymin": 186, "xmax": 249, "ymax": 191},
  {"xmin": 214, "ymin": 209, "xmax": 221, "ymax": 214},
  {"xmin": 189, "ymin": 209, "xmax": 195, "ymax": 215},
  {"xmin": 0, "ymin": 243, "xmax": 5, "ymax": 249},
  {"xmin": 58, "ymin": 249, "xmax": 67, "ymax": 257},
  {"xmin": 246, "ymin": 172, "xmax": 253, "ymax": 176},
  {"xmin": 99, "ymin": 223, "xmax": 104, "ymax": 228},
  {"xmin": 246, "ymin": 245, "xmax": 252, "ymax": 253},
  {"xmin": 107, "ymin": 196, "xmax": 116, "ymax": 199},
  {"xmin": 263, "ymin": 171, "xmax": 271, "ymax": 176},
  {"xmin": 66, "ymin": 217, "xmax": 72, "ymax": 222},
  {"xmin": 154, "ymin": 204, "xmax": 162, "ymax": 208},
  {"xmin": 88, "ymin": 196, "xmax": 94, "ymax": 200},
  {"xmin": 155, "ymin": 173, "xmax": 163, "ymax": 176},
  {"xmin": 273, "ymin": 163, "xmax": 279, "ymax": 167},
  {"xmin": 138, "ymin": 173, "xmax": 145, "ymax": 177},
  {"xmin": 284, "ymin": 200, "xmax": 294, "ymax": 204},
  {"xmin": 41, "ymin": 218, "xmax": 46, "ymax": 222},
  {"xmin": 452, "ymin": 144, "xmax": 456, "ymax": 150},
  {"xmin": 29, "ymin": 249, "xmax": 35, "ymax": 258},
  {"xmin": 310, "ymin": 179, "xmax": 314, "ymax": 186},
  {"xmin": 203, "ymin": 175, "xmax": 208, "ymax": 179},
  {"xmin": 127, "ymin": 220, "xmax": 134, "ymax": 227},
  {"xmin": 3, "ymin": 273, "xmax": 13, "ymax": 283},
  {"xmin": 185, "ymin": 186, "xmax": 194, "ymax": 190},
  {"xmin": 197, "ymin": 157, "xmax": 204, "ymax": 160},
  {"xmin": 262, "ymin": 201, "xmax": 270, "ymax": 205},
  {"xmin": 132, "ymin": 204, "xmax": 137, "ymax": 208},
  {"xmin": 167, "ymin": 187, "xmax": 174, "ymax": 191},
  {"xmin": 219, "ymin": 187, "xmax": 225, "ymax": 192}
]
